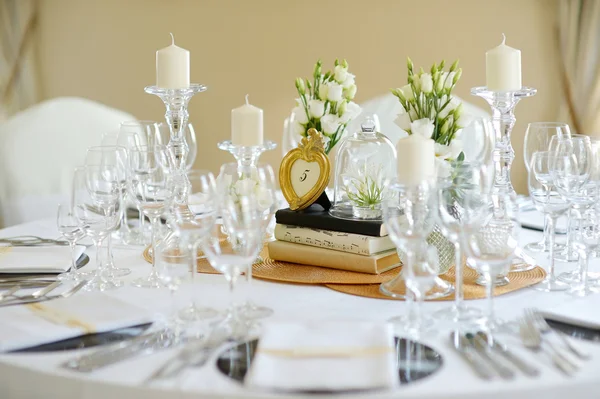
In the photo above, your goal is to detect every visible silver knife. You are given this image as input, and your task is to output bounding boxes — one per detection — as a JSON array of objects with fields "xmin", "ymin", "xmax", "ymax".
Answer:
[
  {"xmin": 469, "ymin": 333, "xmax": 515, "ymax": 379},
  {"xmin": 476, "ymin": 332, "xmax": 539, "ymax": 377},
  {"xmin": 449, "ymin": 331, "xmax": 495, "ymax": 380}
]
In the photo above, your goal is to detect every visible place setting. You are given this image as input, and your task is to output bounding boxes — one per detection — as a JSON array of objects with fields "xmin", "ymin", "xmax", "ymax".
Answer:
[{"xmin": 2, "ymin": 23, "xmax": 600, "ymax": 399}]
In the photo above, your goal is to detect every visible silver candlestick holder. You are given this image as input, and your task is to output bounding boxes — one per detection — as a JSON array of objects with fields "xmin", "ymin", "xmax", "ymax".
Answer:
[{"xmin": 472, "ymin": 86, "xmax": 537, "ymax": 273}]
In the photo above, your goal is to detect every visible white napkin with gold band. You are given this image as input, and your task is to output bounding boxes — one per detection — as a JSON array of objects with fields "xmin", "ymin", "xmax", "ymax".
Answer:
[
  {"xmin": 0, "ymin": 245, "xmax": 85, "ymax": 273},
  {"xmin": 244, "ymin": 321, "xmax": 398, "ymax": 392}
]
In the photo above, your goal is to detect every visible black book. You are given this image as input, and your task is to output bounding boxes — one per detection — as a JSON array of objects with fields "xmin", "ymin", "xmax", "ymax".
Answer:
[{"xmin": 275, "ymin": 205, "xmax": 388, "ymax": 237}]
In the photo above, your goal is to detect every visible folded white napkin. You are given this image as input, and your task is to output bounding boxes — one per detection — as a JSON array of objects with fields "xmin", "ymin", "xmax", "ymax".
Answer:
[
  {"xmin": 541, "ymin": 295, "xmax": 600, "ymax": 330},
  {"xmin": 0, "ymin": 291, "xmax": 153, "ymax": 351},
  {"xmin": 519, "ymin": 210, "xmax": 567, "ymax": 234},
  {"xmin": 0, "ymin": 245, "xmax": 85, "ymax": 273},
  {"xmin": 245, "ymin": 322, "xmax": 398, "ymax": 392}
]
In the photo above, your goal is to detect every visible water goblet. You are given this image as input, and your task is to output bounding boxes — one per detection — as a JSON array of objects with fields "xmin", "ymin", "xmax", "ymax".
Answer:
[
  {"xmin": 522, "ymin": 122, "xmax": 571, "ymax": 253},
  {"xmin": 570, "ymin": 208, "xmax": 600, "ymax": 296},
  {"xmin": 56, "ymin": 203, "xmax": 86, "ymax": 282},
  {"xmin": 128, "ymin": 145, "xmax": 173, "ymax": 288},
  {"xmin": 171, "ymin": 169, "xmax": 219, "ymax": 321}
]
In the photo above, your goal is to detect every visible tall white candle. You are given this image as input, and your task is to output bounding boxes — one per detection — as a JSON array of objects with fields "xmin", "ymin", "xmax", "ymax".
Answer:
[
  {"xmin": 231, "ymin": 95, "xmax": 264, "ymax": 146},
  {"xmin": 396, "ymin": 134, "xmax": 435, "ymax": 185},
  {"xmin": 156, "ymin": 33, "xmax": 190, "ymax": 89},
  {"xmin": 486, "ymin": 34, "xmax": 522, "ymax": 91}
]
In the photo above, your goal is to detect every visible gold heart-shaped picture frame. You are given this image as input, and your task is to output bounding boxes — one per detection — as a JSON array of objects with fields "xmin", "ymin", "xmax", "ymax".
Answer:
[{"xmin": 279, "ymin": 129, "xmax": 331, "ymax": 210}]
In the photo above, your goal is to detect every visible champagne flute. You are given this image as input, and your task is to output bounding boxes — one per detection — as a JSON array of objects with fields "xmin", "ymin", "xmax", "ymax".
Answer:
[{"xmin": 56, "ymin": 204, "xmax": 86, "ymax": 281}]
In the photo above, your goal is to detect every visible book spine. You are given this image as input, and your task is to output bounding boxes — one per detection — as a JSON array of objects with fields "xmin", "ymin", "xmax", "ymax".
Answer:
[
  {"xmin": 274, "ymin": 225, "xmax": 373, "ymax": 255},
  {"xmin": 275, "ymin": 212, "xmax": 383, "ymax": 237}
]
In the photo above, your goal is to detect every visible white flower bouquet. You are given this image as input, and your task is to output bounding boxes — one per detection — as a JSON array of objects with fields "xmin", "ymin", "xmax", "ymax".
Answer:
[
  {"xmin": 392, "ymin": 58, "xmax": 466, "ymax": 178},
  {"xmin": 291, "ymin": 59, "xmax": 362, "ymax": 154}
]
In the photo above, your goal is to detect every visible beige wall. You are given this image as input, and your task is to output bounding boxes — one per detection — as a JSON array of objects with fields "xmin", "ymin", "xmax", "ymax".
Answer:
[{"xmin": 36, "ymin": 0, "xmax": 560, "ymax": 194}]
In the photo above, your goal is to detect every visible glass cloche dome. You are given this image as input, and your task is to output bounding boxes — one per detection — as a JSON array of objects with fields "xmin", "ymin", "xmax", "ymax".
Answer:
[{"xmin": 329, "ymin": 115, "xmax": 397, "ymax": 220}]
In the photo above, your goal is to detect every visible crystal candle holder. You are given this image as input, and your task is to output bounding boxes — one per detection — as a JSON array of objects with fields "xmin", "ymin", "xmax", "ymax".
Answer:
[{"xmin": 218, "ymin": 140, "xmax": 277, "ymax": 171}]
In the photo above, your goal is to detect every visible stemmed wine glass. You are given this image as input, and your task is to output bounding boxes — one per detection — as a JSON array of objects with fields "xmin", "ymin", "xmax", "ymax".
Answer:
[
  {"xmin": 85, "ymin": 146, "xmax": 131, "ymax": 277},
  {"xmin": 464, "ymin": 194, "xmax": 519, "ymax": 331},
  {"xmin": 128, "ymin": 145, "xmax": 173, "ymax": 288},
  {"xmin": 529, "ymin": 151, "xmax": 571, "ymax": 291},
  {"xmin": 380, "ymin": 180, "xmax": 438, "ymax": 338},
  {"xmin": 436, "ymin": 161, "xmax": 493, "ymax": 324},
  {"xmin": 218, "ymin": 162, "xmax": 278, "ymax": 320},
  {"xmin": 522, "ymin": 122, "xmax": 571, "ymax": 253},
  {"xmin": 570, "ymin": 208, "xmax": 600, "ymax": 296},
  {"xmin": 73, "ymin": 166, "xmax": 121, "ymax": 291},
  {"xmin": 56, "ymin": 204, "xmax": 86, "ymax": 281},
  {"xmin": 171, "ymin": 169, "xmax": 219, "ymax": 321}
]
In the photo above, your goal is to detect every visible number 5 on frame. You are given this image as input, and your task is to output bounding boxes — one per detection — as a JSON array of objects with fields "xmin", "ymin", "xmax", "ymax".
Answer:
[{"xmin": 279, "ymin": 128, "xmax": 331, "ymax": 210}]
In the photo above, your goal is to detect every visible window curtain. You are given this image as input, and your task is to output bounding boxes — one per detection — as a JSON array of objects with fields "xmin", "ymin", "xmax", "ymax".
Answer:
[
  {"xmin": 0, "ymin": 0, "xmax": 39, "ymax": 121},
  {"xmin": 557, "ymin": 0, "xmax": 600, "ymax": 135}
]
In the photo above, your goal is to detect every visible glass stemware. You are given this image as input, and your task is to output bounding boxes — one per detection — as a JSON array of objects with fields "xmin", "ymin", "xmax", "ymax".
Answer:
[
  {"xmin": 529, "ymin": 151, "xmax": 572, "ymax": 291},
  {"xmin": 128, "ymin": 145, "xmax": 173, "ymax": 288},
  {"xmin": 85, "ymin": 146, "xmax": 131, "ymax": 277},
  {"xmin": 73, "ymin": 167, "xmax": 121, "ymax": 291},
  {"xmin": 436, "ymin": 161, "xmax": 493, "ymax": 324},
  {"xmin": 522, "ymin": 122, "xmax": 571, "ymax": 253},
  {"xmin": 460, "ymin": 117, "xmax": 496, "ymax": 166},
  {"xmin": 218, "ymin": 162, "xmax": 278, "ymax": 320},
  {"xmin": 570, "ymin": 208, "xmax": 600, "ymax": 296},
  {"xmin": 56, "ymin": 203, "xmax": 86, "ymax": 282},
  {"xmin": 158, "ymin": 122, "xmax": 197, "ymax": 170},
  {"xmin": 381, "ymin": 180, "xmax": 438, "ymax": 338},
  {"xmin": 464, "ymin": 194, "xmax": 519, "ymax": 331},
  {"xmin": 171, "ymin": 169, "xmax": 219, "ymax": 321}
]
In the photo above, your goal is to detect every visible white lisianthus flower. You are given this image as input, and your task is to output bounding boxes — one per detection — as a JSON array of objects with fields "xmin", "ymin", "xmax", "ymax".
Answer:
[
  {"xmin": 434, "ymin": 143, "xmax": 452, "ymax": 159},
  {"xmin": 400, "ymin": 84, "xmax": 414, "ymax": 101},
  {"xmin": 410, "ymin": 118, "xmax": 435, "ymax": 139},
  {"xmin": 318, "ymin": 83, "xmax": 329, "ymax": 101},
  {"xmin": 256, "ymin": 185, "xmax": 274, "ymax": 210},
  {"xmin": 435, "ymin": 157, "xmax": 452, "ymax": 179},
  {"xmin": 342, "ymin": 73, "xmax": 355, "ymax": 89},
  {"xmin": 327, "ymin": 82, "xmax": 343, "ymax": 102},
  {"xmin": 292, "ymin": 121, "xmax": 305, "ymax": 136},
  {"xmin": 292, "ymin": 105, "xmax": 308, "ymax": 124},
  {"xmin": 234, "ymin": 178, "xmax": 256, "ymax": 197},
  {"xmin": 394, "ymin": 109, "xmax": 412, "ymax": 132},
  {"xmin": 420, "ymin": 73, "xmax": 433, "ymax": 93},
  {"xmin": 449, "ymin": 138, "xmax": 463, "ymax": 159},
  {"xmin": 340, "ymin": 101, "xmax": 362, "ymax": 123},
  {"xmin": 439, "ymin": 97, "xmax": 461, "ymax": 119},
  {"xmin": 320, "ymin": 114, "xmax": 342, "ymax": 135},
  {"xmin": 443, "ymin": 72, "xmax": 456, "ymax": 89},
  {"xmin": 343, "ymin": 84, "xmax": 357, "ymax": 100},
  {"xmin": 308, "ymin": 99, "xmax": 325, "ymax": 118},
  {"xmin": 409, "ymin": 108, "xmax": 418, "ymax": 121},
  {"xmin": 334, "ymin": 65, "xmax": 348, "ymax": 83}
]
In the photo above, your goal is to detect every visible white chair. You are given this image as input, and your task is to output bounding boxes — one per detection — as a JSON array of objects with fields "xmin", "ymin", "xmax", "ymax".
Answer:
[{"xmin": 0, "ymin": 97, "xmax": 135, "ymax": 227}]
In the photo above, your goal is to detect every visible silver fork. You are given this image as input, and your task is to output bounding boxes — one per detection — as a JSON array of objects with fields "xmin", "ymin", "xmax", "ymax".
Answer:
[
  {"xmin": 0, "ymin": 281, "xmax": 61, "ymax": 304},
  {"xmin": 0, "ymin": 280, "xmax": 85, "ymax": 307},
  {"xmin": 526, "ymin": 308, "xmax": 590, "ymax": 360},
  {"xmin": 519, "ymin": 317, "xmax": 575, "ymax": 376}
]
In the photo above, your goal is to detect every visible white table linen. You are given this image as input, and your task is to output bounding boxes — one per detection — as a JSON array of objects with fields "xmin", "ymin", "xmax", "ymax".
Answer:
[
  {"xmin": 0, "ymin": 218, "xmax": 599, "ymax": 399},
  {"xmin": 0, "ymin": 245, "xmax": 85, "ymax": 273}
]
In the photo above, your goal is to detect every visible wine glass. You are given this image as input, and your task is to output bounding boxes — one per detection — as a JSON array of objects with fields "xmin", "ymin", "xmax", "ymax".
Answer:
[
  {"xmin": 522, "ymin": 122, "xmax": 571, "ymax": 253},
  {"xmin": 282, "ymin": 112, "xmax": 303, "ymax": 156},
  {"xmin": 128, "ymin": 145, "xmax": 173, "ymax": 288},
  {"xmin": 460, "ymin": 117, "xmax": 496, "ymax": 166},
  {"xmin": 158, "ymin": 122, "xmax": 197, "ymax": 170},
  {"xmin": 73, "ymin": 167, "xmax": 121, "ymax": 291},
  {"xmin": 85, "ymin": 146, "xmax": 131, "ymax": 277},
  {"xmin": 570, "ymin": 208, "xmax": 600, "ymax": 296},
  {"xmin": 171, "ymin": 169, "xmax": 219, "ymax": 321},
  {"xmin": 529, "ymin": 151, "xmax": 571, "ymax": 291},
  {"xmin": 436, "ymin": 161, "xmax": 493, "ymax": 324},
  {"xmin": 464, "ymin": 194, "xmax": 519, "ymax": 331},
  {"xmin": 201, "ymin": 197, "xmax": 265, "ymax": 340},
  {"xmin": 218, "ymin": 162, "xmax": 278, "ymax": 319},
  {"xmin": 56, "ymin": 204, "xmax": 86, "ymax": 281},
  {"xmin": 380, "ymin": 179, "xmax": 438, "ymax": 338}
]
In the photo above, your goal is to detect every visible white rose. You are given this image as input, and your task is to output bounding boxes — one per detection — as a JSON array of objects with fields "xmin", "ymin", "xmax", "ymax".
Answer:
[
  {"xmin": 292, "ymin": 105, "xmax": 308, "ymax": 124},
  {"xmin": 320, "ymin": 114, "xmax": 342, "ymax": 135},
  {"xmin": 308, "ymin": 99, "xmax": 325, "ymax": 119},
  {"xmin": 334, "ymin": 65, "xmax": 348, "ymax": 83},
  {"xmin": 318, "ymin": 83, "xmax": 329, "ymax": 101},
  {"xmin": 343, "ymin": 84, "xmax": 357, "ymax": 100},
  {"xmin": 327, "ymin": 82, "xmax": 343, "ymax": 102},
  {"xmin": 394, "ymin": 109, "xmax": 412, "ymax": 132},
  {"xmin": 420, "ymin": 73, "xmax": 433, "ymax": 93},
  {"xmin": 410, "ymin": 118, "xmax": 435, "ymax": 139},
  {"xmin": 340, "ymin": 101, "xmax": 361, "ymax": 123},
  {"xmin": 292, "ymin": 121, "xmax": 305, "ymax": 136},
  {"xmin": 439, "ymin": 97, "xmax": 460, "ymax": 119},
  {"xmin": 234, "ymin": 178, "xmax": 256, "ymax": 197},
  {"xmin": 342, "ymin": 73, "xmax": 355, "ymax": 89}
]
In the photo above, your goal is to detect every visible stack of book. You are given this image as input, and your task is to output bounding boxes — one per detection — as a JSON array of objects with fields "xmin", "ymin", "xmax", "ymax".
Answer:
[{"xmin": 267, "ymin": 205, "xmax": 401, "ymax": 274}]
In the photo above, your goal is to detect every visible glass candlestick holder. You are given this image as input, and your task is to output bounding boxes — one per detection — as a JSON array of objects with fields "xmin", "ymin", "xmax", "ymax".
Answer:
[
  {"xmin": 471, "ymin": 86, "xmax": 536, "ymax": 272},
  {"xmin": 218, "ymin": 140, "xmax": 277, "ymax": 171}
]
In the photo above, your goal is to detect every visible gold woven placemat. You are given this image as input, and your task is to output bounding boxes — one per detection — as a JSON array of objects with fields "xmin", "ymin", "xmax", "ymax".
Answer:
[
  {"xmin": 143, "ymin": 245, "xmax": 400, "ymax": 284},
  {"xmin": 325, "ymin": 265, "xmax": 547, "ymax": 301}
]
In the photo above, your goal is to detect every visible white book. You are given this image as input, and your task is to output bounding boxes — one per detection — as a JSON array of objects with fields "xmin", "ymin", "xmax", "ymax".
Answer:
[{"xmin": 274, "ymin": 224, "xmax": 395, "ymax": 256}]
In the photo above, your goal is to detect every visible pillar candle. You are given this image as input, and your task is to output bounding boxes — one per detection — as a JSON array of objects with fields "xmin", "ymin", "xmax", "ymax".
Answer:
[
  {"xmin": 396, "ymin": 134, "xmax": 435, "ymax": 185},
  {"xmin": 156, "ymin": 33, "xmax": 190, "ymax": 89},
  {"xmin": 231, "ymin": 95, "xmax": 264, "ymax": 146},
  {"xmin": 486, "ymin": 34, "xmax": 522, "ymax": 91}
]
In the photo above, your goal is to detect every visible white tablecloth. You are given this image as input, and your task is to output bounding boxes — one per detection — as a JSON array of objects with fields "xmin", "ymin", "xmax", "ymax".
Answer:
[{"xmin": 0, "ymin": 218, "xmax": 599, "ymax": 399}]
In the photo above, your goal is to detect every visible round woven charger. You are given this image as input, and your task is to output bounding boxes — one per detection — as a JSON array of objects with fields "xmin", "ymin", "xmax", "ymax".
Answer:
[
  {"xmin": 143, "ymin": 245, "xmax": 400, "ymax": 284},
  {"xmin": 325, "ymin": 265, "xmax": 547, "ymax": 301}
]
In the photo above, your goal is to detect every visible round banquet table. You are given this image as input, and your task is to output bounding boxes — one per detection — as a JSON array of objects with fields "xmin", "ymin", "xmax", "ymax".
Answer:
[{"xmin": 0, "ymin": 218, "xmax": 599, "ymax": 399}]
